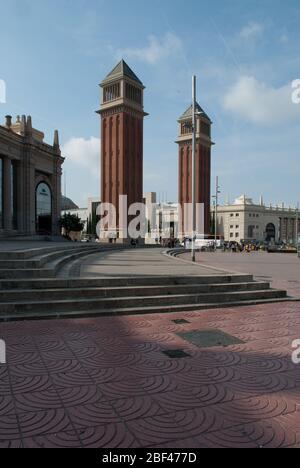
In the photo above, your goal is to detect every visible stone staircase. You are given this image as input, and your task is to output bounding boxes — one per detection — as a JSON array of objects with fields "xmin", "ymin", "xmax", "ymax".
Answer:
[
  {"xmin": 0, "ymin": 245, "xmax": 288, "ymax": 321},
  {"xmin": 0, "ymin": 244, "xmax": 103, "ymax": 279}
]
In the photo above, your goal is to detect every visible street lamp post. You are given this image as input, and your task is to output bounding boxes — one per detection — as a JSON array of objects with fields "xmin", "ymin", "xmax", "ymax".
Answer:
[
  {"xmin": 191, "ymin": 76, "xmax": 197, "ymax": 263},
  {"xmin": 191, "ymin": 76, "xmax": 204, "ymax": 262},
  {"xmin": 296, "ymin": 202, "xmax": 299, "ymax": 257},
  {"xmin": 212, "ymin": 176, "xmax": 221, "ymax": 251}
]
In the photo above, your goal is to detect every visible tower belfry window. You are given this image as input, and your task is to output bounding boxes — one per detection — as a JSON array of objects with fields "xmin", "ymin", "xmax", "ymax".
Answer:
[
  {"xmin": 103, "ymin": 83, "xmax": 120, "ymax": 102},
  {"xmin": 181, "ymin": 121, "xmax": 192, "ymax": 135},
  {"xmin": 125, "ymin": 83, "xmax": 142, "ymax": 104}
]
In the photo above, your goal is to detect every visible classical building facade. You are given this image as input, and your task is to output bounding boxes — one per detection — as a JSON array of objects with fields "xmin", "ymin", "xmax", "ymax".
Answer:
[
  {"xmin": 98, "ymin": 60, "xmax": 148, "ymax": 240},
  {"xmin": 177, "ymin": 103, "xmax": 213, "ymax": 237},
  {"xmin": 0, "ymin": 115, "xmax": 64, "ymax": 237},
  {"xmin": 144, "ymin": 192, "xmax": 179, "ymax": 243},
  {"xmin": 216, "ymin": 195, "xmax": 300, "ymax": 244}
]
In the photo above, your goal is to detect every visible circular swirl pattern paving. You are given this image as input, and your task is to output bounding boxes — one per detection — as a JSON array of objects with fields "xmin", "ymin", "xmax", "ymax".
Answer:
[{"xmin": 0, "ymin": 301, "xmax": 300, "ymax": 448}]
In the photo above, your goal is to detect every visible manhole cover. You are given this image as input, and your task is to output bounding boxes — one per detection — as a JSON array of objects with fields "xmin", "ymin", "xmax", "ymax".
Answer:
[
  {"xmin": 177, "ymin": 329, "xmax": 244, "ymax": 348},
  {"xmin": 173, "ymin": 319, "xmax": 190, "ymax": 325},
  {"xmin": 162, "ymin": 349, "xmax": 191, "ymax": 359}
]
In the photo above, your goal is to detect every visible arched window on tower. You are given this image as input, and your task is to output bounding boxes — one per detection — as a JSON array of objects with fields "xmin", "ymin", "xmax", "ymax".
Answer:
[{"xmin": 103, "ymin": 83, "xmax": 120, "ymax": 102}]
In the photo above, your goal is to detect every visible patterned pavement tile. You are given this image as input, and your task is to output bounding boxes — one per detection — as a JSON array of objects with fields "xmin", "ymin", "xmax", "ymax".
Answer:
[
  {"xmin": 224, "ymin": 373, "xmax": 296, "ymax": 398},
  {"xmin": 51, "ymin": 370, "xmax": 94, "ymax": 388},
  {"xmin": 23, "ymin": 431, "xmax": 81, "ymax": 448},
  {"xmin": 152, "ymin": 437, "xmax": 206, "ymax": 449},
  {"xmin": 87, "ymin": 366, "xmax": 130, "ymax": 384},
  {"xmin": 123, "ymin": 363, "xmax": 166, "ymax": 378},
  {"xmin": 171, "ymin": 407, "xmax": 225, "ymax": 437},
  {"xmin": 10, "ymin": 374, "xmax": 53, "ymax": 395},
  {"xmin": 6, "ymin": 352, "xmax": 41, "ymax": 366},
  {"xmin": 127, "ymin": 413, "xmax": 193, "ymax": 446},
  {"xmin": 0, "ymin": 439, "xmax": 24, "ymax": 449},
  {"xmin": 78, "ymin": 423, "xmax": 140, "ymax": 448},
  {"xmin": 18, "ymin": 409, "xmax": 73, "ymax": 438},
  {"xmin": 153, "ymin": 358, "xmax": 193, "ymax": 375},
  {"xmin": 171, "ymin": 366, "xmax": 241, "ymax": 388},
  {"xmin": 195, "ymin": 426, "xmax": 259, "ymax": 448},
  {"xmin": 68, "ymin": 402, "xmax": 120, "ymax": 428},
  {"xmin": 44, "ymin": 359, "xmax": 84, "ymax": 375},
  {"xmin": 212, "ymin": 396, "xmax": 293, "ymax": 427},
  {"xmin": 0, "ymin": 395, "xmax": 15, "ymax": 416},
  {"xmin": 98, "ymin": 379, "xmax": 148, "ymax": 400},
  {"xmin": 8, "ymin": 361, "xmax": 48, "ymax": 377},
  {"xmin": 152, "ymin": 390, "xmax": 207, "ymax": 413},
  {"xmin": 41, "ymin": 349, "xmax": 75, "ymax": 361},
  {"xmin": 0, "ymin": 413, "xmax": 21, "ymax": 441},
  {"xmin": 56, "ymin": 385, "xmax": 105, "ymax": 408},
  {"xmin": 236, "ymin": 418, "xmax": 298, "ymax": 448},
  {"xmin": 14, "ymin": 389, "xmax": 62, "ymax": 413},
  {"xmin": 1, "ymin": 301, "xmax": 300, "ymax": 448},
  {"xmin": 138, "ymin": 375, "xmax": 179, "ymax": 395},
  {"xmin": 153, "ymin": 384, "xmax": 235, "ymax": 413},
  {"xmin": 111, "ymin": 395, "xmax": 165, "ymax": 421}
]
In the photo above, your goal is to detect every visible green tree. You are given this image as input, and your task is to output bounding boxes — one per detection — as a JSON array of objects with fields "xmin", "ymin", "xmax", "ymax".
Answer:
[{"xmin": 59, "ymin": 213, "xmax": 84, "ymax": 237}]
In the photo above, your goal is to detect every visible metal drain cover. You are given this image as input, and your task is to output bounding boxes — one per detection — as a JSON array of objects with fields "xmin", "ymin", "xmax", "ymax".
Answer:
[
  {"xmin": 173, "ymin": 319, "xmax": 190, "ymax": 325},
  {"xmin": 177, "ymin": 329, "xmax": 244, "ymax": 348},
  {"xmin": 163, "ymin": 349, "xmax": 191, "ymax": 359}
]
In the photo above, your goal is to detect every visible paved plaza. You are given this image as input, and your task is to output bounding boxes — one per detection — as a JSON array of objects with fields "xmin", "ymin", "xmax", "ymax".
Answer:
[
  {"xmin": 179, "ymin": 251, "xmax": 300, "ymax": 299},
  {"xmin": 78, "ymin": 248, "xmax": 222, "ymax": 278},
  {"xmin": 0, "ymin": 247, "xmax": 299, "ymax": 448},
  {"xmin": 0, "ymin": 300, "xmax": 300, "ymax": 448}
]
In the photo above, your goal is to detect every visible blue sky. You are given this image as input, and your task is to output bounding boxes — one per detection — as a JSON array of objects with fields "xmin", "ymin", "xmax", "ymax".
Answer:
[{"xmin": 0, "ymin": 0, "xmax": 300, "ymax": 208}]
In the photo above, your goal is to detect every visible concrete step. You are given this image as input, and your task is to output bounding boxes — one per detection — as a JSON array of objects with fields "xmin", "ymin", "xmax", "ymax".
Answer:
[
  {"xmin": 0, "ymin": 281, "xmax": 271, "ymax": 302},
  {"xmin": 0, "ymin": 274, "xmax": 255, "ymax": 290},
  {"xmin": 0, "ymin": 295, "xmax": 291, "ymax": 323},
  {"xmin": 0, "ymin": 246, "xmax": 100, "ymax": 269},
  {"xmin": 0, "ymin": 289, "xmax": 287, "ymax": 314},
  {"xmin": 0, "ymin": 245, "xmax": 84, "ymax": 260},
  {"xmin": 0, "ymin": 268, "xmax": 56, "ymax": 279},
  {"xmin": 0, "ymin": 246, "xmax": 101, "ymax": 279}
]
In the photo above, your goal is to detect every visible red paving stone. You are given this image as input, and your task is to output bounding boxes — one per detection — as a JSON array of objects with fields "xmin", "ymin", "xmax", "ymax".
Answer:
[{"xmin": 0, "ymin": 302, "xmax": 300, "ymax": 448}]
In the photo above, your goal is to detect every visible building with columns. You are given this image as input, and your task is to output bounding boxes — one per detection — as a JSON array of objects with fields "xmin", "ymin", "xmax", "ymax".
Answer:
[
  {"xmin": 216, "ymin": 195, "xmax": 300, "ymax": 244},
  {"xmin": 97, "ymin": 60, "xmax": 148, "ymax": 241},
  {"xmin": 177, "ymin": 103, "xmax": 213, "ymax": 238},
  {"xmin": 0, "ymin": 115, "xmax": 64, "ymax": 238}
]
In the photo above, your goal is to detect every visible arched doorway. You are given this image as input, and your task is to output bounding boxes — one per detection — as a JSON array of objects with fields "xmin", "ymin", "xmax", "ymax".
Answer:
[
  {"xmin": 265, "ymin": 223, "xmax": 276, "ymax": 242},
  {"xmin": 36, "ymin": 182, "xmax": 52, "ymax": 235}
]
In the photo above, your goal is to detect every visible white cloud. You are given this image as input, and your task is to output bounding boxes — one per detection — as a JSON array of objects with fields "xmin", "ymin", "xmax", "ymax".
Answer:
[
  {"xmin": 115, "ymin": 32, "xmax": 183, "ymax": 65},
  {"xmin": 62, "ymin": 137, "xmax": 100, "ymax": 177},
  {"xmin": 223, "ymin": 76, "xmax": 300, "ymax": 125},
  {"xmin": 239, "ymin": 21, "xmax": 264, "ymax": 40}
]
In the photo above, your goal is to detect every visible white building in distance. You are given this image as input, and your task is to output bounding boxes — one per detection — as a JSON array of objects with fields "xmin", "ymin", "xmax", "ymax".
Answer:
[
  {"xmin": 216, "ymin": 195, "xmax": 299, "ymax": 244},
  {"xmin": 144, "ymin": 192, "xmax": 179, "ymax": 243}
]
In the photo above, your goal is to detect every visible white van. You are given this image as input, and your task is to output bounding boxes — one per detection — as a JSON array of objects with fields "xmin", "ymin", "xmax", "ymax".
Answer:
[{"xmin": 182, "ymin": 237, "xmax": 214, "ymax": 250}]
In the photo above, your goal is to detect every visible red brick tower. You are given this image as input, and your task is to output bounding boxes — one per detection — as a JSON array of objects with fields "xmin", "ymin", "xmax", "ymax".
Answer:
[
  {"xmin": 98, "ymin": 60, "xmax": 147, "ymax": 240},
  {"xmin": 177, "ymin": 103, "xmax": 213, "ymax": 237}
]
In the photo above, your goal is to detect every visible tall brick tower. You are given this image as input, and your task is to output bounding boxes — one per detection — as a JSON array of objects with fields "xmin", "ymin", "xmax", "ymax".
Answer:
[
  {"xmin": 177, "ymin": 103, "xmax": 213, "ymax": 237},
  {"xmin": 98, "ymin": 60, "xmax": 147, "ymax": 240}
]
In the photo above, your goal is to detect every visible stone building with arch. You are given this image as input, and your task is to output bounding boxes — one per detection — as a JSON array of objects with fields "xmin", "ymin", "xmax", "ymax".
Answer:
[
  {"xmin": 216, "ymin": 195, "xmax": 300, "ymax": 244},
  {"xmin": 0, "ymin": 115, "xmax": 64, "ymax": 238}
]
